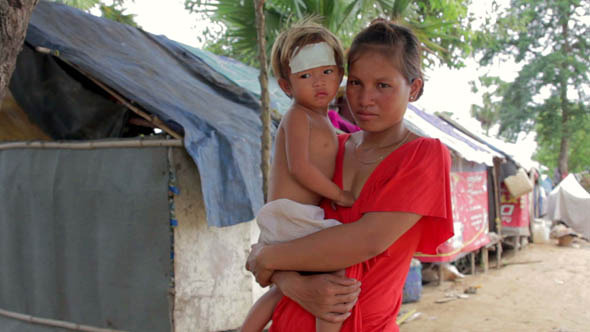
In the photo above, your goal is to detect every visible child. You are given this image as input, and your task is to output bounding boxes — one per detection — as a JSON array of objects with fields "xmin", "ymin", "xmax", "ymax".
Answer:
[{"xmin": 240, "ymin": 20, "xmax": 354, "ymax": 332}]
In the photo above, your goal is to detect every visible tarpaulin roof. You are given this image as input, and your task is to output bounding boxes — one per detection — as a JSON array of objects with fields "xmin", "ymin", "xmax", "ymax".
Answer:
[
  {"xmin": 179, "ymin": 44, "xmax": 500, "ymax": 168},
  {"xmin": 181, "ymin": 44, "xmax": 292, "ymax": 114},
  {"xmin": 23, "ymin": 1, "xmax": 266, "ymax": 227},
  {"xmin": 404, "ymin": 105, "xmax": 500, "ymax": 166}
]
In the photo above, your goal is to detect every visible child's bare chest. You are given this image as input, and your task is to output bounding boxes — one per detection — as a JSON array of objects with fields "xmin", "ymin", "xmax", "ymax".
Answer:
[{"xmin": 308, "ymin": 117, "xmax": 338, "ymax": 154}]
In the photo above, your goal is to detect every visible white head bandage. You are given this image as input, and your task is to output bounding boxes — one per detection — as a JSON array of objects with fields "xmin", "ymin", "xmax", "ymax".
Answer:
[{"xmin": 289, "ymin": 42, "xmax": 336, "ymax": 74}]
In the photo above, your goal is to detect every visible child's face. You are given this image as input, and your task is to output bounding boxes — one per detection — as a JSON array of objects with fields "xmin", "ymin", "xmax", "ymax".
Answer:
[
  {"xmin": 280, "ymin": 65, "xmax": 342, "ymax": 113},
  {"xmin": 346, "ymin": 51, "xmax": 422, "ymax": 132}
]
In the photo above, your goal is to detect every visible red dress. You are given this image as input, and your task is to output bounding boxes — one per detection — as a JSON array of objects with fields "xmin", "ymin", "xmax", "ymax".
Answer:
[{"xmin": 269, "ymin": 134, "xmax": 454, "ymax": 332}]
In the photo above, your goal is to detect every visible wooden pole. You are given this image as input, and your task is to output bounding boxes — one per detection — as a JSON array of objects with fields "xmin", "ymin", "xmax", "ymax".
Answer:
[
  {"xmin": 254, "ymin": 0, "xmax": 271, "ymax": 202},
  {"xmin": 0, "ymin": 138, "xmax": 183, "ymax": 150},
  {"xmin": 492, "ymin": 157, "xmax": 503, "ymax": 235},
  {"xmin": 0, "ymin": 307, "xmax": 127, "ymax": 332},
  {"xmin": 492, "ymin": 157, "xmax": 504, "ymax": 266}
]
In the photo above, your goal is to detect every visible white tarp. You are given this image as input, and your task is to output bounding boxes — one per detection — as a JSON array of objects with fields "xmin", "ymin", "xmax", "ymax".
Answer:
[{"xmin": 546, "ymin": 174, "xmax": 590, "ymax": 239}]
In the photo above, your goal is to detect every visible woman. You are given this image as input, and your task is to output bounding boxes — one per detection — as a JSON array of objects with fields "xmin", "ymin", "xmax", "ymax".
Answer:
[{"xmin": 247, "ymin": 19, "xmax": 454, "ymax": 332}]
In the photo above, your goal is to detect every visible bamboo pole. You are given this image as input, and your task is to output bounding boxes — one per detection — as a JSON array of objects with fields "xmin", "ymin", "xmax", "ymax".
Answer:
[
  {"xmin": 34, "ymin": 46, "xmax": 183, "ymax": 140},
  {"xmin": 254, "ymin": 0, "xmax": 272, "ymax": 202},
  {"xmin": 0, "ymin": 307, "xmax": 127, "ymax": 332},
  {"xmin": 0, "ymin": 138, "xmax": 183, "ymax": 150}
]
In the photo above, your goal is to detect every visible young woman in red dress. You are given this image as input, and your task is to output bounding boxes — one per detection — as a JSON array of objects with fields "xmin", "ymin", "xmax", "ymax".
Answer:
[{"xmin": 246, "ymin": 19, "xmax": 454, "ymax": 332}]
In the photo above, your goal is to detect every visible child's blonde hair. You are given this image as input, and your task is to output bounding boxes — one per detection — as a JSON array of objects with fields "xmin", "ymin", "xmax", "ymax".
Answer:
[{"xmin": 271, "ymin": 18, "xmax": 344, "ymax": 82}]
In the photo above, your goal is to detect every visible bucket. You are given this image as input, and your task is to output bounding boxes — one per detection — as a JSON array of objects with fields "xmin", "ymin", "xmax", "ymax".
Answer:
[
  {"xmin": 532, "ymin": 218, "xmax": 550, "ymax": 243},
  {"xmin": 402, "ymin": 259, "xmax": 422, "ymax": 303}
]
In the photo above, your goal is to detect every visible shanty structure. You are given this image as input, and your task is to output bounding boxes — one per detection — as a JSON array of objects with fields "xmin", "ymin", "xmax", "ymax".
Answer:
[
  {"xmin": 403, "ymin": 105, "xmax": 502, "ymax": 269},
  {"xmin": 438, "ymin": 114, "xmax": 535, "ymax": 249},
  {"xmin": 0, "ymin": 2, "xmax": 270, "ymax": 331}
]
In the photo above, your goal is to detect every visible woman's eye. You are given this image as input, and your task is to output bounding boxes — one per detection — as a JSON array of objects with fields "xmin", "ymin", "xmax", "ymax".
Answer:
[
  {"xmin": 300, "ymin": 73, "xmax": 311, "ymax": 79},
  {"xmin": 324, "ymin": 69, "xmax": 333, "ymax": 74},
  {"xmin": 377, "ymin": 82, "xmax": 391, "ymax": 88},
  {"xmin": 348, "ymin": 80, "xmax": 360, "ymax": 86}
]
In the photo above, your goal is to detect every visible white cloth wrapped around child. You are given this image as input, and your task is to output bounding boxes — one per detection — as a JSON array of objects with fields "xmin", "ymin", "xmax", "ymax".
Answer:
[{"xmin": 256, "ymin": 199, "xmax": 342, "ymax": 245}]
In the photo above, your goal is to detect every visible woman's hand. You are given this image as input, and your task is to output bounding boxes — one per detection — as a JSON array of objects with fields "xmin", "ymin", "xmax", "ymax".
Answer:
[
  {"xmin": 246, "ymin": 243, "xmax": 274, "ymax": 287},
  {"xmin": 272, "ymin": 271, "xmax": 361, "ymax": 323}
]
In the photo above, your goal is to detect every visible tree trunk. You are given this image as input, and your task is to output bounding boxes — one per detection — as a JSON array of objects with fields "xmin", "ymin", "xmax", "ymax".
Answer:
[
  {"xmin": 557, "ymin": 20, "xmax": 571, "ymax": 179},
  {"xmin": 557, "ymin": 127, "xmax": 569, "ymax": 179},
  {"xmin": 0, "ymin": 0, "xmax": 39, "ymax": 103},
  {"xmin": 254, "ymin": 0, "xmax": 271, "ymax": 202}
]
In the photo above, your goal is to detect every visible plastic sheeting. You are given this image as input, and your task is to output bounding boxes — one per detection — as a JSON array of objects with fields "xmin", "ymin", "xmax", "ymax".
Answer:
[
  {"xmin": 404, "ymin": 105, "xmax": 499, "ymax": 166},
  {"xmin": 21, "ymin": 1, "xmax": 266, "ymax": 226},
  {"xmin": 181, "ymin": 44, "xmax": 292, "ymax": 115},
  {"xmin": 10, "ymin": 45, "xmax": 129, "ymax": 139},
  {"xmin": 0, "ymin": 147, "xmax": 171, "ymax": 332},
  {"xmin": 547, "ymin": 174, "xmax": 590, "ymax": 239}
]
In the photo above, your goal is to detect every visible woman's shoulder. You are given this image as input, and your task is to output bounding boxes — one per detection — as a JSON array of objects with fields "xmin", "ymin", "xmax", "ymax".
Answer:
[
  {"xmin": 407, "ymin": 135, "xmax": 449, "ymax": 154},
  {"xmin": 398, "ymin": 135, "xmax": 451, "ymax": 170},
  {"xmin": 410, "ymin": 135, "xmax": 443, "ymax": 146}
]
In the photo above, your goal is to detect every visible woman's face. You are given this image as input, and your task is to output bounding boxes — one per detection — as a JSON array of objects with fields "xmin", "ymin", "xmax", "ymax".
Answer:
[{"xmin": 346, "ymin": 51, "xmax": 419, "ymax": 133}]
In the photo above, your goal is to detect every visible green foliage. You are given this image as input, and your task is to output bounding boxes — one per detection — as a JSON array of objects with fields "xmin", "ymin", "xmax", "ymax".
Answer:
[
  {"xmin": 185, "ymin": 0, "xmax": 475, "ymax": 69},
  {"xmin": 53, "ymin": 0, "xmax": 100, "ymax": 11},
  {"xmin": 99, "ymin": 1, "xmax": 138, "ymax": 27},
  {"xmin": 52, "ymin": 0, "xmax": 138, "ymax": 27},
  {"xmin": 469, "ymin": 75, "xmax": 509, "ymax": 135},
  {"xmin": 472, "ymin": 0, "xmax": 590, "ymax": 173},
  {"xmin": 534, "ymin": 104, "xmax": 590, "ymax": 174}
]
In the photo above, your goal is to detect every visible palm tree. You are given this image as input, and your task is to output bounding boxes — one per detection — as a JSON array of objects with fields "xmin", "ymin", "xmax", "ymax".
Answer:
[{"xmin": 185, "ymin": 0, "xmax": 474, "ymax": 69}]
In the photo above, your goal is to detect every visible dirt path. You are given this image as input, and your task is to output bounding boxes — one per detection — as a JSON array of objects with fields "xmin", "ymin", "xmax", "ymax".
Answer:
[{"xmin": 400, "ymin": 241, "xmax": 590, "ymax": 332}]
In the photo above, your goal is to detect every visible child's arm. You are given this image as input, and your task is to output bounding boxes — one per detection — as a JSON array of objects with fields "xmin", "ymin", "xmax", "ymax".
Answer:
[
  {"xmin": 240, "ymin": 286, "xmax": 283, "ymax": 332},
  {"xmin": 284, "ymin": 108, "xmax": 354, "ymax": 207}
]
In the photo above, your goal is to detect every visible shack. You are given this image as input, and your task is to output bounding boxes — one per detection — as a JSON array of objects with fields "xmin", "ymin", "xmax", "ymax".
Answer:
[
  {"xmin": 0, "ymin": 2, "xmax": 268, "ymax": 331},
  {"xmin": 404, "ymin": 106, "xmax": 502, "ymax": 270},
  {"xmin": 438, "ymin": 114, "xmax": 535, "ymax": 249}
]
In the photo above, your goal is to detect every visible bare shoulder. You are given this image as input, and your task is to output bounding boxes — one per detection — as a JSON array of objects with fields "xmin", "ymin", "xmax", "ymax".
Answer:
[{"xmin": 281, "ymin": 105, "xmax": 312, "ymax": 129}]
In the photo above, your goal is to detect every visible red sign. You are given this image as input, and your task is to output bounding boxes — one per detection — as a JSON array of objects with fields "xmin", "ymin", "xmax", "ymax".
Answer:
[
  {"xmin": 500, "ymin": 183, "xmax": 530, "ymax": 231},
  {"xmin": 417, "ymin": 171, "xmax": 490, "ymax": 263}
]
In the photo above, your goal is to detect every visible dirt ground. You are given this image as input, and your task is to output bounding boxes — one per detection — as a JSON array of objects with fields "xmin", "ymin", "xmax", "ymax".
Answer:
[{"xmin": 399, "ymin": 240, "xmax": 590, "ymax": 332}]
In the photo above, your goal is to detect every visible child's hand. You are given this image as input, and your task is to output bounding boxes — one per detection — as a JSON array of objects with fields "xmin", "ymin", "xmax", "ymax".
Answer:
[{"xmin": 334, "ymin": 190, "xmax": 355, "ymax": 207}]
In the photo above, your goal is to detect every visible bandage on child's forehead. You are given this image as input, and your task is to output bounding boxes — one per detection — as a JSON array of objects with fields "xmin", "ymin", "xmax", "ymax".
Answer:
[{"xmin": 289, "ymin": 42, "xmax": 336, "ymax": 74}]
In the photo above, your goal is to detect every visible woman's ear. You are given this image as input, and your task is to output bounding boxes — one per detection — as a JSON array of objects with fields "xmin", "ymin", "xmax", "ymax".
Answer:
[
  {"xmin": 278, "ymin": 78, "xmax": 292, "ymax": 98},
  {"xmin": 409, "ymin": 78, "xmax": 423, "ymax": 101}
]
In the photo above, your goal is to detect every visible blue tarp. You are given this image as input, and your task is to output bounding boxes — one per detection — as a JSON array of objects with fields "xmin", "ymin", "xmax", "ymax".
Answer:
[
  {"xmin": 21, "ymin": 1, "xmax": 269, "ymax": 226},
  {"xmin": 181, "ymin": 44, "xmax": 292, "ymax": 115}
]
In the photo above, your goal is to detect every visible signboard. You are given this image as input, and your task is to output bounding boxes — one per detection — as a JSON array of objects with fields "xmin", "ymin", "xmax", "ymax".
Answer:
[
  {"xmin": 417, "ymin": 171, "xmax": 490, "ymax": 263},
  {"xmin": 500, "ymin": 182, "xmax": 531, "ymax": 236}
]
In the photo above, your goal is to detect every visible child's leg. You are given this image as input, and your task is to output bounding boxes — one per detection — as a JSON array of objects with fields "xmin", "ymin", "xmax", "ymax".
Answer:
[
  {"xmin": 315, "ymin": 270, "xmax": 346, "ymax": 332},
  {"xmin": 240, "ymin": 286, "xmax": 283, "ymax": 332}
]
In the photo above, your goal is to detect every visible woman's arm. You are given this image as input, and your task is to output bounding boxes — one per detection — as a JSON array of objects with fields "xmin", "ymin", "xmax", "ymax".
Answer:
[
  {"xmin": 247, "ymin": 211, "xmax": 421, "ymax": 286},
  {"xmin": 271, "ymin": 271, "xmax": 361, "ymax": 323}
]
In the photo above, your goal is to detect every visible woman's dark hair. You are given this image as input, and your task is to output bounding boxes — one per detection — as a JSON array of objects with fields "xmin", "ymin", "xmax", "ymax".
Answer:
[{"xmin": 348, "ymin": 19, "xmax": 424, "ymax": 99}]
